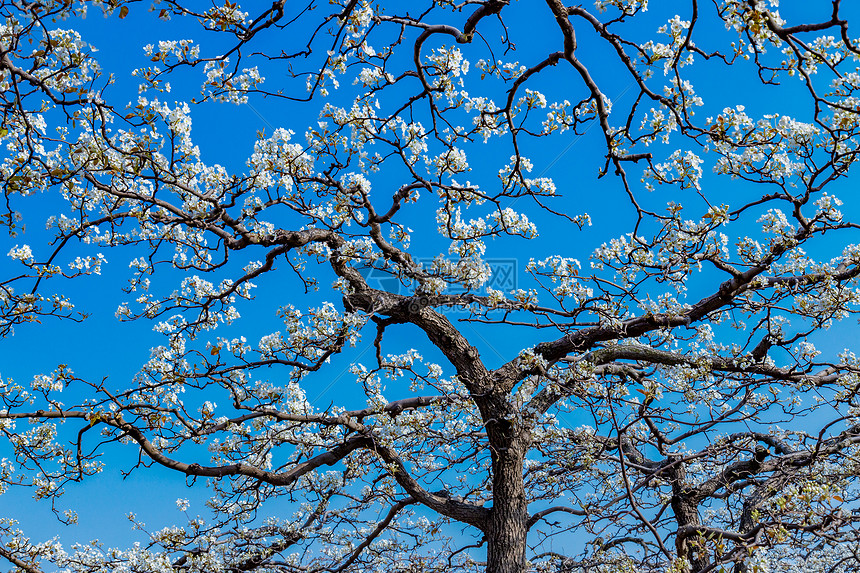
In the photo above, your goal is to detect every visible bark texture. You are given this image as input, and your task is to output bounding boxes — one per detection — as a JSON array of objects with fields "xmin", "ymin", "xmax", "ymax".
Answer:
[{"xmin": 486, "ymin": 426, "xmax": 528, "ymax": 573}]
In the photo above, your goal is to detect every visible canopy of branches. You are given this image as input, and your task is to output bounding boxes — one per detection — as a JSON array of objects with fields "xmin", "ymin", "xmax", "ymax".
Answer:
[{"xmin": 3, "ymin": 1, "xmax": 860, "ymax": 572}]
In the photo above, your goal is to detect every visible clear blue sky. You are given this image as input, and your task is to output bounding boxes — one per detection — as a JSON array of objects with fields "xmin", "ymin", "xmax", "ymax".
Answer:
[{"xmin": 1, "ymin": 0, "xmax": 857, "ymax": 554}]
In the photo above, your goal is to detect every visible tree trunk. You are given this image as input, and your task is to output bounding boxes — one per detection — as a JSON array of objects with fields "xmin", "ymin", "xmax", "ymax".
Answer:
[
  {"xmin": 672, "ymin": 493, "xmax": 708, "ymax": 572},
  {"xmin": 486, "ymin": 426, "xmax": 528, "ymax": 573},
  {"xmin": 669, "ymin": 459, "xmax": 708, "ymax": 573}
]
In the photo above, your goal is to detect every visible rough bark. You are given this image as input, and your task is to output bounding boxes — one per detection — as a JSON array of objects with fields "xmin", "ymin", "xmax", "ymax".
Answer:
[
  {"xmin": 669, "ymin": 459, "xmax": 709, "ymax": 573},
  {"xmin": 486, "ymin": 415, "xmax": 528, "ymax": 573}
]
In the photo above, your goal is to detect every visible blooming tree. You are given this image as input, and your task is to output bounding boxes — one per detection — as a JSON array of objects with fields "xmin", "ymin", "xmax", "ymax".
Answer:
[{"xmin": 4, "ymin": 0, "xmax": 860, "ymax": 571}]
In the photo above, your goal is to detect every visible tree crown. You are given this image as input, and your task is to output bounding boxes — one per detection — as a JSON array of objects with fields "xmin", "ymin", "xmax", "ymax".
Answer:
[{"xmin": 3, "ymin": 1, "xmax": 860, "ymax": 572}]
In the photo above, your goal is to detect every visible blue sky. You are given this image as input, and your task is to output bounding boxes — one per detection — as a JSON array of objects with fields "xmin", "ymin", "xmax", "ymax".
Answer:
[{"xmin": 2, "ymin": 0, "xmax": 860, "ymax": 557}]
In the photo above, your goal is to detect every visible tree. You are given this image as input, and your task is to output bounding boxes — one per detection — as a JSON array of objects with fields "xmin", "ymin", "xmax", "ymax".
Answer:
[{"xmin": 4, "ymin": 0, "xmax": 860, "ymax": 571}]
